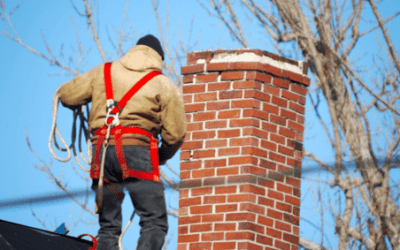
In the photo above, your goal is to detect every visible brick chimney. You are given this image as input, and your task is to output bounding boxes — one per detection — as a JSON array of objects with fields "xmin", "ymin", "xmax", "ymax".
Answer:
[{"xmin": 178, "ymin": 49, "xmax": 310, "ymax": 250}]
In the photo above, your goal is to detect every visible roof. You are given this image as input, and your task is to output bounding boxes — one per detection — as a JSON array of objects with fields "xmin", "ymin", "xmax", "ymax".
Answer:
[{"xmin": 0, "ymin": 219, "xmax": 95, "ymax": 250}]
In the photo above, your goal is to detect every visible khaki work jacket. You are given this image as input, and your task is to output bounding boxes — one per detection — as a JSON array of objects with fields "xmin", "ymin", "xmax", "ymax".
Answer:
[{"xmin": 59, "ymin": 45, "xmax": 186, "ymax": 162}]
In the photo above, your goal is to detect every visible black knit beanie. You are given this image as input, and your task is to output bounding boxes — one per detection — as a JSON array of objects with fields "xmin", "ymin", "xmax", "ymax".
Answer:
[{"xmin": 136, "ymin": 35, "xmax": 165, "ymax": 61}]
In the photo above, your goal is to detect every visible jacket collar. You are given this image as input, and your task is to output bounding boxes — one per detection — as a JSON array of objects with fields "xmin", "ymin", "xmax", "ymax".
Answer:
[{"xmin": 119, "ymin": 45, "xmax": 162, "ymax": 71}]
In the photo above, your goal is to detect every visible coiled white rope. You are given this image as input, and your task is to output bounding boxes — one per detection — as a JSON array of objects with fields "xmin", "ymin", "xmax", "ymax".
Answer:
[{"xmin": 48, "ymin": 85, "xmax": 92, "ymax": 172}]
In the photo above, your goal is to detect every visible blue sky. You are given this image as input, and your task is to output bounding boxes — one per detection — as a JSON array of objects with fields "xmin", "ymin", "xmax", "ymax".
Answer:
[{"xmin": 1, "ymin": 0, "xmax": 399, "ymax": 249}]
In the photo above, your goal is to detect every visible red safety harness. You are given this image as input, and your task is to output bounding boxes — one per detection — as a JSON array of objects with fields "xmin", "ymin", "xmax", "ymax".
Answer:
[{"xmin": 91, "ymin": 62, "xmax": 162, "ymax": 182}]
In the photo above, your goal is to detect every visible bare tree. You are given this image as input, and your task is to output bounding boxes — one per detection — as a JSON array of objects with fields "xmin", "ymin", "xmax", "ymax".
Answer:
[
  {"xmin": 198, "ymin": 0, "xmax": 400, "ymax": 249},
  {"xmin": 0, "ymin": 0, "xmax": 198, "ymax": 249}
]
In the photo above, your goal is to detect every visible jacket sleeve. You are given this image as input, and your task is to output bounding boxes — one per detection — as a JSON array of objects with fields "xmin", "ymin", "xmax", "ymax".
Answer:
[
  {"xmin": 58, "ymin": 65, "xmax": 101, "ymax": 109},
  {"xmin": 158, "ymin": 77, "xmax": 187, "ymax": 163}
]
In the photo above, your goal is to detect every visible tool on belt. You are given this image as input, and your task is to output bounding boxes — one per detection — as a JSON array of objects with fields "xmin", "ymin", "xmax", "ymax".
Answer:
[{"xmin": 94, "ymin": 62, "xmax": 162, "ymax": 213}]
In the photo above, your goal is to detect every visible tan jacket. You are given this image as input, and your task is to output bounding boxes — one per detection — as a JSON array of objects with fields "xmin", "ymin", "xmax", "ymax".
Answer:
[{"xmin": 59, "ymin": 45, "xmax": 186, "ymax": 162}]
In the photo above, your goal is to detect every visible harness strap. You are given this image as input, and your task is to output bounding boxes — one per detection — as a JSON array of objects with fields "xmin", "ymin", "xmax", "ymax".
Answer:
[{"xmin": 91, "ymin": 62, "xmax": 162, "ymax": 183}]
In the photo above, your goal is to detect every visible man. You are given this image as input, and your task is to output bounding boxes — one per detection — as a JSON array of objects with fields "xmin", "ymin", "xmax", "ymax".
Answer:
[{"xmin": 59, "ymin": 35, "xmax": 186, "ymax": 250}]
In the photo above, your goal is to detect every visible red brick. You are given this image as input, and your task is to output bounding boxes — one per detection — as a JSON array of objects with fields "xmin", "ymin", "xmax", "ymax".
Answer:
[
  {"xmin": 278, "ymin": 145, "xmax": 294, "ymax": 157},
  {"xmin": 183, "ymin": 94, "xmax": 193, "ymax": 104},
  {"xmin": 297, "ymin": 114, "xmax": 305, "ymax": 124},
  {"xmin": 189, "ymin": 242, "xmax": 212, "ymax": 250},
  {"xmin": 237, "ymin": 242, "xmax": 263, "ymax": 250},
  {"xmin": 298, "ymin": 95, "xmax": 306, "ymax": 105},
  {"xmin": 183, "ymin": 75, "xmax": 194, "ymax": 84},
  {"xmin": 191, "ymin": 187, "xmax": 213, "ymax": 196},
  {"xmin": 179, "ymin": 207, "xmax": 189, "ymax": 216},
  {"xmin": 284, "ymin": 213, "xmax": 299, "ymax": 226},
  {"xmin": 242, "ymin": 127, "xmax": 269, "ymax": 140},
  {"xmin": 203, "ymin": 177, "xmax": 225, "ymax": 186},
  {"xmin": 267, "ymin": 209, "xmax": 283, "ymax": 220},
  {"xmin": 214, "ymin": 223, "xmax": 236, "ymax": 231},
  {"xmin": 242, "ymin": 146, "xmax": 268, "ymax": 158},
  {"xmin": 246, "ymin": 71, "xmax": 272, "ymax": 83},
  {"xmin": 239, "ymin": 184, "xmax": 265, "ymax": 195},
  {"xmin": 280, "ymin": 109, "xmax": 297, "ymax": 120},
  {"xmin": 202, "ymin": 214, "xmax": 224, "ymax": 222},
  {"xmin": 219, "ymin": 90, "xmax": 243, "ymax": 99},
  {"xmin": 226, "ymin": 212, "xmax": 256, "ymax": 223},
  {"xmin": 204, "ymin": 159, "xmax": 226, "ymax": 168},
  {"xmin": 226, "ymin": 231, "xmax": 255, "ymax": 241},
  {"xmin": 270, "ymin": 133, "xmax": 286, "ymax": 144},
  {"xmin": 227, "ymin": 193, "xmax": 257, "ymax": 203},
  {"xmin": 213, "ymin": 242, "xmax": 236, "ymax": 249},
  {"xmin": 215, "ymin": 186, "xmax": 237, "ymax": 194},
  {"xmin": 261, "ymin": 140, "xmax": 276, "ymax": 151},
  {"xmin": 193, "ymin": 150, "xmax": 215, "ymax": 159},
  {"xmin": 285, "ymin": 195, "xmax": 300, "ymax": 206},
  {"xmin": 258, "ymin": 215, "xmax": 273, "ymax": 227},
  {"xmin": 266, "ymin": 227, "xmax": 282, "ymax": 239},
  {"xmin": 243, "ymin": 109, "xmax": 270, "ymax": 121},
  {"xmin": 181, "ymin": 64, "xmax": 205, "ymax": 74},
  {"xmin": 183, "ymin": 84, "xmax": 206, "ymax": 94},
  {"xmin": 180, "ymin": 171, "xmax": 190, "ymax": 180},
  {"xmin": 286, "ymin": 177, "xmax": 301, "ymax": 188},
  {"xmin": 187, "ymin": 122, "xmax": 203, "ymax": 132},
  {"xmin": 190, "ymin": 223, "xmax": 212, "ymax": 233},
  {"xmin": 181, "ymin": 161, "xmax": 202, "ymax": 170},
  {"xmin": 202, "ymin": 232, "xmax": 224, "ymax": 241},
  {"xmin": 230, "ymin": 137, "xmax": 259, "ymax": 147},
  {"xmin": 218, "ymin": 129, "xmax": 240, "ymax": 138},
  {"xmin": 287, "ymin": 71, "xmax": 303, "ymax": 84},
  {"xmin": 194, "ymin": 92, "xmax": 217, "ymax": 102},
  {"xmin": 206, "ymin": 62, "xmax": 229, "ymax": 71},
  {"xmin": 218, "ymin": 110, "xmax": 240, "ymax": 119},
  {"xmin": 204, "ymin": 195, "xmax": 226, "ymax": 204},
  {"xmin": 293, "ymin": 187, "xmax": 301, "ymax": 197},
  {"xmin": 180, "ymin": 197, "xmax": 202, "ymax": 207},
  {"xmin": 262, "ymin": 122, "xmax": 278, "ymax": 132},
  {"xmin": 289, "ymin": 101, "xmax": 305, "ymax": 114},
  {"xmin": 193, "ymin": 112, "xmax": 216, "ymax": 122},
  {"xmin": 273, "ymin": 78, "xmax": 290, "ymax": 89},
  {"xmin": 268, "ymin": 170, "xmax": 284, "ymax": 182},
  {"xmin": 228, "ymin": 156, "xmax": 258, "ymax": 166},
  {"xmin": 240, "ymin": 203, "xmax": 265, "ymax": 215},
  {"xmin": 244, "ymin": 89, "xmax": 271, "ymax": 102},
  {"xmin": 178, "ymin": 234, "xmax": 200, "ymax": 243},
  {"xmin": 276, "ymin": 202, "xmax": 292, "ymax": 213},
  {"xmin": 192, "ymin": 168, "xmax": 215, "ymax": 178},
  {"xmin": 258, "ymin": 177, "xmax": 275, "ymax": 188},
  {"xmin": 257, "ymin": 234, "xmax": 273, "ymax": 246},
  {"xmin": 290, "ymin": 83, "xmax": 307, "ymax": 95},
  {"xmin": 270, "ymin": 114, "xmax": 287, "ymax": 126},
  {"xmin": 281, "ymin": 89, "xmax": 299, "ymax": 101},
  {"xmin": 276, "ymin": 221, "xmax": 292, "ymax": 232},
  {"xmin": 284, "ymin": 233, "xmax": 299, "ymax": 245},
  {"xmin": 179, "ymin": 226, "xmax": 189, "ymax": 235},
  {"xmin": 192, "ymin": 131, "xmax": 216, "ymax": 140},
  {"xmin": 178, "ymin": 216, "xmax": 201, "ymax": 225},
  {"xmin": 181, "ymin": 141, "xmax": 203, "ymax": 150},
  {"xmin": 217, "ymin": 166, "xmax": 239, "ymax": 175},
  {"xmin": 186, "ymin": 114, "xmax": 191, "ymax": 123},
  {"xmin": 207, "ymin": 101, "xmax": 230, "ymax": 110},
  {"xmin": 231, "ymin": 99, "xmax": 261, "ymax": 109},
  {"xmin": 229, "ymin": 118, "xmax": 260, "ymax": 128},
  {"xmin": 240, "ymin": 165, "xmax": 266, "ymax": 176},
  {"xmin": 293, "ymin": 226, "xmax": 299, "ymax": 235},
  {"xmin": 272, "ymin": 96, "xmax": 288, "ymax": 108},
  {"xmin": 190, "ymin": 205, "xmax": 213, "ymax": 214},
  {"xmin": 233, "ymin": 80, "xmax": 262, "ymax": 90},
  {"xmin": 197, "ymin": 74, "xmax": 218, "ymax": 83},
  {"xmin": 264, "ymin": 84, "xmax": 280, "ymax": 96},
  {"xmin": 279, "ymin": 127, "xmax": 296, "ymax": 139},
  {"xmin": 228, "ymin": 175, "xmax": 257, "ymax": 184},
  {"xmin": 288, "ymin": 120, "xmax": 304, "ymax": 133},
  {"xmin": 180, "ymin": 189, "xmax": 189, "ymax": 198},
  {"xmin": 268, "ymin": 189, "xmax": 284, "ymax": 201},
  {"xmin": 258, "ymin": 196, "xmax": 274, "ymax": 207},
  {"xmin": 263, "ymin": 103, "xmax": 279, "ymax": 115},
  {"xmin": 238, "ymin": 222, "xmax": 264, "ymax": 234},
  {"xmin": 275, "ymin": 240, "xmax": 290, "ymax": 250},
  {"xmin": 264, "ymin": 64, "xmax": 283, "ymax": 77},
  {"xmin": 221, "ymin": 71, "xmax": 245, "ymax": 80},
  {"xmin": 205, "ymin": 139, "xmax": 227, "ymax": 148},
  {"xmin": 208, "ymin": 81, "xmax": 230, "ymax": 91},
  {"xmin": 215, "ymin": 204, "xmax": 238, "ymax": 213},
  {"xmin": 205, "ymin": 120, "xmax": 227, "ymax": 129}
]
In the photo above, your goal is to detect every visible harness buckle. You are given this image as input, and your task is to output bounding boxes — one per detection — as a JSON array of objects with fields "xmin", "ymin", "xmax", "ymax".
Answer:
[{"xmin": 105, "ymin": 99, "xmax": 121, "ymax": 127}]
